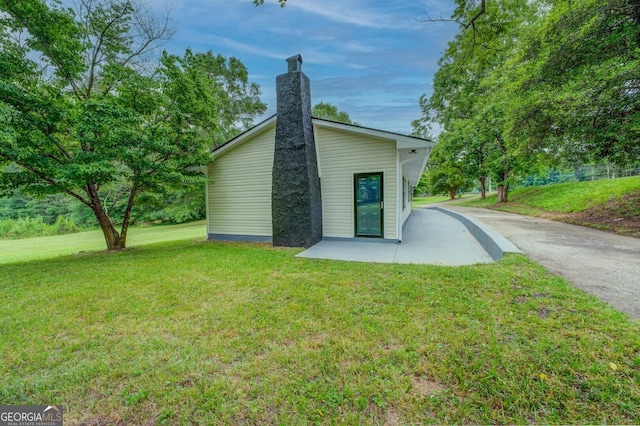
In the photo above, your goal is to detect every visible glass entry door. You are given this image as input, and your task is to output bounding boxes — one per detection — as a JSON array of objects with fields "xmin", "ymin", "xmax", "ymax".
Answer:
[{"xmin": 354, "ymin": 172, "xmax": 383, "ymax": 237}]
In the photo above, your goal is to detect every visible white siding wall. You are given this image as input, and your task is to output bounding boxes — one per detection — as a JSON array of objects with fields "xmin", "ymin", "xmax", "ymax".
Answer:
[
  {"xmin": 316, "ymin": 126, "xmax": 397, "ymax": 239},
  {"xmin": 207, "ymin": 126, "xmax": 275, "ymax": 237}
]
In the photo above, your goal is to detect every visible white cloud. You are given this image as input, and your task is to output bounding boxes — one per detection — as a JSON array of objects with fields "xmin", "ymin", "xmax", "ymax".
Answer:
[
  {"xmin": 204, "ymin": 35, "xmax": 286, "ymax": 60},
  {"xmin": 286, "ymin": 0, "xmax": 420, "ymax": 30},
  {"xmin": 285, "ymin": 1, "xmax": 379, "ymax": 28},
  {"xmin": 342, "ymin": 41, "xmax": 376, "ymax": 54},
  {"xmin": 202, "ymin": 35, "xmax": 345, "ymax": 69}
]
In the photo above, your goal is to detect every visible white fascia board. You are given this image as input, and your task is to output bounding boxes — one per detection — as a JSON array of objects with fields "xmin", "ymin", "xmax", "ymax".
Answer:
[{"xmin": 395, "ymin": 138, "xmax": 435, "ymax": 150}]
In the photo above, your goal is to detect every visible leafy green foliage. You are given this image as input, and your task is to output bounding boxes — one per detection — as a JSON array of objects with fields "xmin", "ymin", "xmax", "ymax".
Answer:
[
  {"xmin": 134, "ymin": 183, "xmax": 206, "ymax": 224},
  {"xmin": 423, "ymin": 140, "xmax": 473, "ymax": 198},
  {"xmin": 509, "ymin": 0, "xmax": 640, "ymax": 167},
  {"xmin": 0, "ymin": 190, "xmax": 91, "ymax": 224},
  {"xmin": 312, "ymin": 102, "xmax": 358, "ymax": 125},
  {"xmin": 0, "ymin": 215, "xmax": 79, "ymax": 239},
  {"xmin": 0, "ymin": 0, "xmax": 265, "ymax": 250},
  {"xmin": 415, "ymin": 0, "xmax": 537, "ymax": 202},
  {"xmin": 416, "ymin": 0, "xmax": 640, "ymax": 204},
  {"xmin": 160, "ymin": 49, "xmax": 266, "ymax": 147}
]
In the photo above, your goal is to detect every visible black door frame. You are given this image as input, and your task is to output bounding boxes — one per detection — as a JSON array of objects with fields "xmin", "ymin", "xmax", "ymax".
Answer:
[{"xmin": 354, "ymin": 172, "xmax": 384, "ymax": 238}]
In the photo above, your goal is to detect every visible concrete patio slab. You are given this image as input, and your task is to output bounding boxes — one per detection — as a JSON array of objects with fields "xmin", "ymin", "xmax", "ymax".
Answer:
[{"xmin": 296, "ymin": 208, "xmax": 498, "ymax": 265}]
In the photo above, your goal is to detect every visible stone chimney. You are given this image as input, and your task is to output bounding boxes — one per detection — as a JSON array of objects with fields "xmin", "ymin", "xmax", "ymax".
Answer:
[{"xmin": 272, "ymin": 54, "xmax": 322, "ymax": 247}]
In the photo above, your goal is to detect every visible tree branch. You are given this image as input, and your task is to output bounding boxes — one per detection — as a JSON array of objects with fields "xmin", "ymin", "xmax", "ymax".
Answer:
[
  {"xmin": 121, "ymin": 2, "xmax": 174, "ymax": 69},
  {"xmin": 85, "ymin": 0, "xmax": 131, "ymax": 97},
  {"xmin": 36, "ymin": 111, "xmax": 74, "ymax": 162},
  {"xmin": 0, "ymin": 154, "xmax": 91, "ymax": 207},
  {"xmin": 464, "ymin": 0, "xmax": 486, "ymax": 31},
  {"xmin": 119, "ymin": 183, "xmax": 138, "ymax": 244},
  {"xmin": 420, "ymin": 0, "xmax": 487, "ymax": 31},
  {"xmin": 0, "ymin": 0, "xmax": 84, "ymax": 99}
]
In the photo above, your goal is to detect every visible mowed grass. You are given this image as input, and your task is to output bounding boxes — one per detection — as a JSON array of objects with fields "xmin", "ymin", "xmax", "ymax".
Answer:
[
  {"xmin": 0, "ymin": 220, "xmax": 206, "ymax": 264},
  {"xmin": 455, "ymin": 176, "xmax": 640, "ymax": 215},
  {"xmin": 2, "ymin": 240, "xmax": 639, "ymax": 424},
  {"xmin": 412, "ymin": 195, "xmax": 452, "ymax": 207}
]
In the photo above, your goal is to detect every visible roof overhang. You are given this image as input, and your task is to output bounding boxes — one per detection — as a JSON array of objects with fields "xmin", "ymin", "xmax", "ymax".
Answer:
[{"xmin": 399, "ymin": 147, "xmax": 431, "ymax": 186}]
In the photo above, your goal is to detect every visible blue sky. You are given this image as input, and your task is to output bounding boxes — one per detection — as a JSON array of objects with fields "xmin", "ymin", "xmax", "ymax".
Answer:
[{"xmin": 158, "ymin": 0, "xmax": 459, "ymax": 135}]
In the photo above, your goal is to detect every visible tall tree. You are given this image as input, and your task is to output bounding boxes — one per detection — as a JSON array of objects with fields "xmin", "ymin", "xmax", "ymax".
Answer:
[
  {"xmin": 0, "ymin": 0, "xmax": 266, "ymax": 250},
  {"xmin": 415, "ymin": 0, "xmax": 537, "ymax": 202},
  {"xmin": 423, "ymin": 134, "xmax": 473, "ymax": 199}
]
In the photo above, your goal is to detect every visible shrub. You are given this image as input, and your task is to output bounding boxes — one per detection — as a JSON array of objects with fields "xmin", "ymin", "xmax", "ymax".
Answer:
[{"xmin": 0, "ymin": 216, "xmax": 82, "ymax": 239}]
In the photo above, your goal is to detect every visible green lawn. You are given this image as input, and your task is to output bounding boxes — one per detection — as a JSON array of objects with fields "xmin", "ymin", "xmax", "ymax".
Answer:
[
  {"xmin": 0, "ymin": 220, "xmax": 206, "ymax": 264},
  {"xmin": 412, "ymin": 195, "xmax": 452, "ymax": 208},
  {"xmin": 1, "ymin": 240, "xmax": 639, "ymax": 424}
]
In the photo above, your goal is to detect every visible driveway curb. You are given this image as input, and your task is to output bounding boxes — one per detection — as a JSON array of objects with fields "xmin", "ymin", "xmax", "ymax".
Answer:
[{"xmin": 428, "ymin": 206, "xmax": 521, "ymax": 260}]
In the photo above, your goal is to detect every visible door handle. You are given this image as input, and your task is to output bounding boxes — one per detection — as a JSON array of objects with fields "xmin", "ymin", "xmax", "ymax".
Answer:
[{"xmin": 380, "ymin": 201, "xmax": 384, "ymax": 209}]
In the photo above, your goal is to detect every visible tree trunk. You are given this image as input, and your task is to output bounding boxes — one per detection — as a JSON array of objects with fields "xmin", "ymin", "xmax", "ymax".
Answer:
[
  {"xmin": 118, "ymin": 186, "xmax": 138, "ymax": 249},
  {"xmin": 497, "ymin": 168, "xmax": 510, "ymax": 202},
  {"xmin": 497, "ymin": 170, "xmax": 510, "ymax": 202},
  {"xmin": 449, "ymin": 187, "xmax": 457, "ymax": 199},
  {"xmin": 495, "ymin": 133, "xmax": 510, "ymax": 203},
  {"xmin": 95, "ymin": 206, "xmax": 124, "ymax": 250},
  {"xmin": 479, "ymin": 175, "xmax": 486, "ymax": 199},
  {"xmin": 86, "ymin": 182, "xmax": 125, "ymax": 250},
  {"xmin": 497, "ymin": 184, "xmax": 507, "ymax": 203},
  {"xmin": 500, "ymin": 169, "xmax": 510, "ymax": 202}
]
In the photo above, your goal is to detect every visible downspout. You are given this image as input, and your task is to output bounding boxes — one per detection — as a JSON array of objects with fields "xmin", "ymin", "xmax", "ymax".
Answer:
[
  {"xmin": 204, "ymin": 165, "xmax": 210, "ymax": 238},
  {"xmin": 396, "ymin": 148, "xmax": 402, "ymax": 242},
  {"xmin": 313, "ymin": 124, "xmax": 322, "ymax": 179}
]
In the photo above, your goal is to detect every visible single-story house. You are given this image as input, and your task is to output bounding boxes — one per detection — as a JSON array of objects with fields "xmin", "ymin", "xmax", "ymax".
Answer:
[{"xmin": 206, "ymin": 55, "xmax": 434, "ymax": 247}]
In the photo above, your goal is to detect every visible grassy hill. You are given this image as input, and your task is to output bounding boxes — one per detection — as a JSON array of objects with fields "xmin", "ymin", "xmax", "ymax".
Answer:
[{"xmin": 454, "ymin": 176, "xmax": 640, "ymax": 237}]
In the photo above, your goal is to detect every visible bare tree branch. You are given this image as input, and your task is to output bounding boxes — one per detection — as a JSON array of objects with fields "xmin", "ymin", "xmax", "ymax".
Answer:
[
  {"xmin": 464, "ymin": 0, "xmax": 486, "ymax": 30},
  {"xmin": 85, "ymin": 0, "xmax": 131, "ymax": 97}
]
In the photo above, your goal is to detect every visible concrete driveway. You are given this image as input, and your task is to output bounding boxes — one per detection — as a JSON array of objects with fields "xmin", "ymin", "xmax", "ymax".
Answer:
[{"xmin": 444, "ymin": 205, "xmax": 640, "ymax": 320}]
